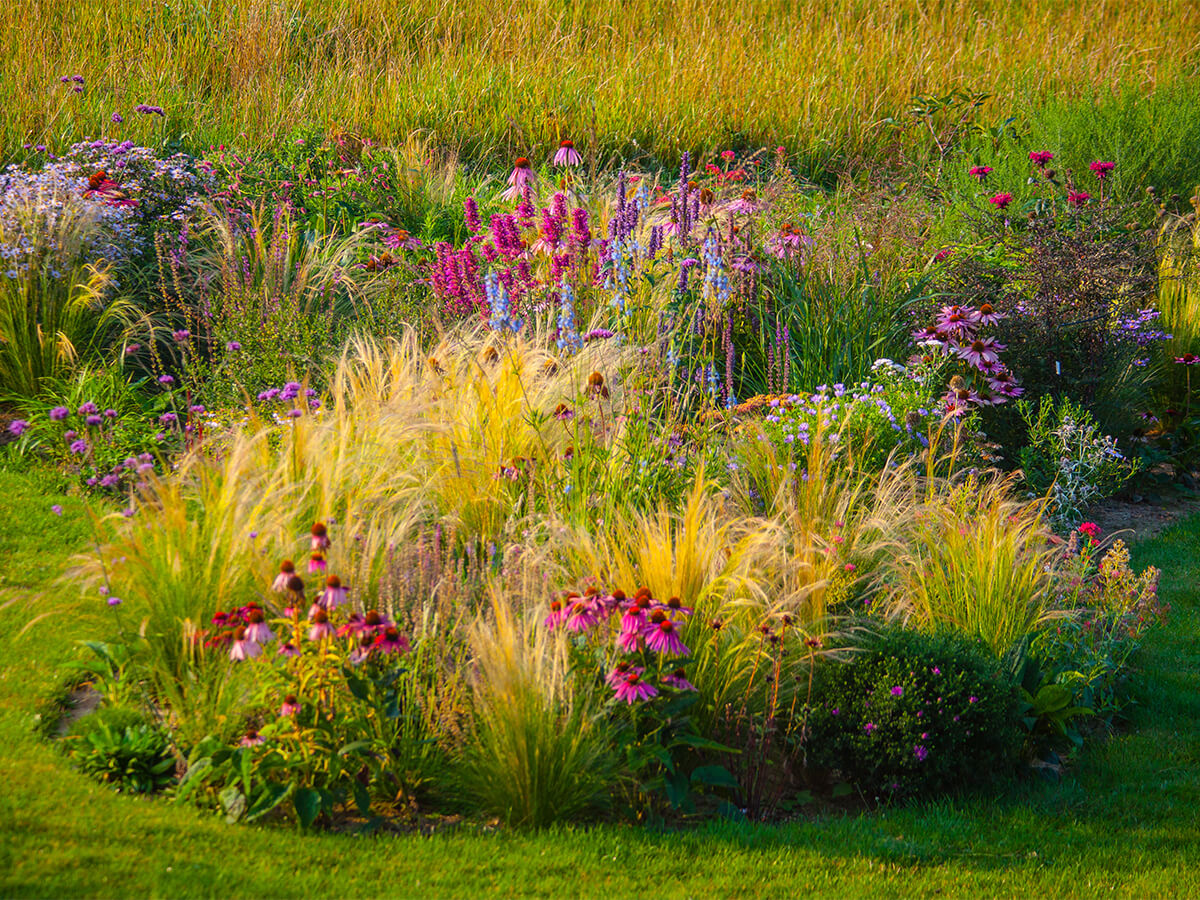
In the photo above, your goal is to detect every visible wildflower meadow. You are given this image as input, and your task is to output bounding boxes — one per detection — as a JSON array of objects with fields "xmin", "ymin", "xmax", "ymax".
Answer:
[{"xmin": 2, "ymin": 3, "xmax": 1200, "ymax": 898}]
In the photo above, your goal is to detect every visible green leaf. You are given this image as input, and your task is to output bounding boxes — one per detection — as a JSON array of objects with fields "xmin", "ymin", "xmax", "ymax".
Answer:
[
  {"xmin": 338, "ymin": 740, "xmax": 372, "ymax": 757},
  {"xmin": 353, "ymin": 781, "xmax": 371, "ymax": 817},
  {"xmin": 690, "ymin": 765, "xmax": 739, "ymax": 790},
  {"xmin": 675, "ymin": 733, "xmax": 737, "ymax": 754},
  {"xmin": 219, "ymin": 785, "xmax": 245, "ymax": 823},
  {"xmin": 831, "ymin": 782, "xmax": 854, "ymax": 799},
  {"xmin": 244, "ymin": 783, "xmax": 291, "ymax": 823},
  {"xmin": 175, "ymin": 757, "xmax": 213, "ymax": 801},
  {"xmin": 293, "ymin": 787, "xmax": 321, "ymax": 829}
]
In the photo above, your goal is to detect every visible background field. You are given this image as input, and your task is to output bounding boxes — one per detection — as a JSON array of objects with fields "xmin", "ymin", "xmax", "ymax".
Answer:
[{"xmin": 6, "ymin": 0, "xmax": 1200, "ymax": 174}]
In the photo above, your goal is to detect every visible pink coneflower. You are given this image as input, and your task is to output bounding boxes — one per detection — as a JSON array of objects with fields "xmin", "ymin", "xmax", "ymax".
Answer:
[
  {"xmin": 1175, "ymin": 353, "xmax": 1199, "ymax": 365},
  {"xmin": 616, "ymin": 629, "xmax": 642, "ymax": 652},
  {"xmin": 606, "ymin": 661, "xmax": 638, "ymax": 688},
  {"xmin": 543, "ymin": 598, "xmax": 569, "ymax": 629},
  {"xmin": 614, "ymin": 671, "xmax": 658, "ymax": 704},
  {"xmin": 969, "ymin": 165, "xmax": 992, "ymax": 181},
  {"xmin": 957, "ymin": 336, "xmax": 1005, "ymax": 369},
  {"xmin": 935, "ymin": 304, "xmax": 981, "ymax": 339},
  {"xmin": 310, "ymin": 522, "xmax": 330, "ymax": 550},
  {"xmin": 349, "ymin": 636, "xmax": 375, "ymax": 664},
  {"xmin": 727, "ymin": 188, "xmax": 760, "ymax": 215},
  {"xmin": 373, "ymin": 626, "xmax": 410, "ymax": 654},
  {"xmin": 280, "ymin": 694, "xmax": 300, "ymax": 716},
  {"xmin": 1067, "ymin": 190, "xmax": 1090, "ymax": 207},
  {"xmin": 766, "ymin": 222, "xmax": 813, "ymax": 260},
  {"xmin": 943, "ymin": 387, "xmax": 980, "ymax": 416},
  {"xmin": 1089, "ymin": 160, "xmax": 1115, "ymax": 180},
  {"xmin": 553, "ymin": 139, "xmax": 582, "ymax": 167},
  {"xmin": 987, "ymin": 368, "xmax": 1024, "ymax": 398},
  {"xmin": 662, "ymin": 668, "xmax": 697, "ymax": 691},
  {"xmin": 664, "ymin": 595, "xmax": 694, "ymax": 618},
  {"xmin": 989, "ymin": 192, "xmax": 1014, "ymax": 210},
  {"xmin": 339, "ymin": 609, "xmax": 388, "ymax": 638},
  {"xmin": 863, "ymin": 722, "xmax": 876, "ymax": 734},
  {"xmin": 976, "ymin": 302, "xmax": 1004, "ymax": 326},
  {"xmin": 503, "ymin": 157, "xmax": 534, "ymax": 201},
  {"xmin": 278, "ymin": 642, "xmax": 300, "ymax": 657},
  {"xmin": 307, "ymin": 609, "xmax": 335, "ymax": 641},
  {"xmin": 245, "ymin": 608, "xmax": 274, "ymax": 644},
  {"xmin": 565, "ymin": 600, "xmax": 600, "ymax": 633},
  {"xmin": 239, "ymin": 731, "xmax": 265, "ymax": 747},
  {"xmin": 229, "ymin": 626, "xmax": 261, "ymax": 661},
  {"xmin": 308, "ymin": 552, "xmax": 326, "ymax": 574},
  {"xmin": 645, "ymin": 619, "xmax": 689, "ymax": 657},
  {"xmin": 1029, "ymin": 150, "xmax": 1054, "ymax": 167},
  {"xmin": 620, "ymin": 605, "xmax": 646, "ymax": 634},
  {"xmin": 320, "ymin": 574, "xmax": 348, "ymax": 609},
  {"xmin": 272, "ymin": 560, "xmax": 297, "ymax": 592}
]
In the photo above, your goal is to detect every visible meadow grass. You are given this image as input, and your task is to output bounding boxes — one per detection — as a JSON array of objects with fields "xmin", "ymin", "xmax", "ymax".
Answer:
[
  {"xmin": 5, "ymin": 0, "xmax": 1200, "ymax": 170},
  {"xmin": 1, "ymin": 462, "xmax": 1198, "ymax": 898}
]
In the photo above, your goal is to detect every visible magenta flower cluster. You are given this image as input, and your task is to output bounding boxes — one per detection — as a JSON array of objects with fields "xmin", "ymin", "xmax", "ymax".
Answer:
[
  {"xmin": 544, "ymin": 586, "xmax": 696, "ymax": 704},
  {"xmin": 912, "ymin": 304, "xmax": 1023, "ymax": 413}
]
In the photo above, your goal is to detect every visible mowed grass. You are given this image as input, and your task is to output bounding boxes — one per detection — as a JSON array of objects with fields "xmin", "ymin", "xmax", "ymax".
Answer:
[
  {"xmin": 4, "ymin": 0, "xmax": 1200, "ymax": 165},
  {"xmin": 0, "ymin": 462, "xmax": 1198, "ymax": 899}
]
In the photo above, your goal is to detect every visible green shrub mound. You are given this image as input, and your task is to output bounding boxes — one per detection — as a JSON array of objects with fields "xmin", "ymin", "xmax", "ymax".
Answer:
[{"xmin": 804, "ymin": 627, "xmax": 1020, "ymax": 799}]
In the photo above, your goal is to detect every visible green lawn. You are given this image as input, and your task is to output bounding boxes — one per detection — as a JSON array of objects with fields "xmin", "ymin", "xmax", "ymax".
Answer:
[{"xmin": 1, "ymin": 465, "xmax": 1198, "ymax": 899}]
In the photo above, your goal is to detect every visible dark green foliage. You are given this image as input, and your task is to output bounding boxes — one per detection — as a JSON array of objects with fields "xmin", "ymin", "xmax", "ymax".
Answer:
[
  {"xmin": 803, "ymin": 627, "xmax": 1020, "ymax": 799},
  {"xmin": 65, "ymin": 708, "xmax": 176, "ymax": 794}
]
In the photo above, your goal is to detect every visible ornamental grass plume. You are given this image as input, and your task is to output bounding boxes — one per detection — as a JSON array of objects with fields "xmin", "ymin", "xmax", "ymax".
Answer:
[{"xmin": 456, "ymin": 590, "xmax": 616, "ymax": 827}]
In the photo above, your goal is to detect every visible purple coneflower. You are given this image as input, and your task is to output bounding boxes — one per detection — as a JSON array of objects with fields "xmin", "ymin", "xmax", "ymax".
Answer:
[
  {"xmin": 913, "ymin": 745, "xmax": 929, "ymax": 762},
  {"xmin": 503, "ymin": 157, "xmax": 534, "ymax": 202},
  {"xmin": 934, "ymin": 304, "xmax": 980, "ymax": 338},
  {"xmin": 271, "ymin": 560, "xmax": 297, "ymax": 592},
  {"xmin": 987, "ymin": 369, "xmax": 1024, "ymax": 398},
  {"xmin": 976, "ymin": 302, "xmax": 1004, "ymax": 326},
  {"xmin": 662, "ymin": 668, "xmax": 697, "ymax": 691},
  {"xmin": 280, "ymin": 694, "xmax": 300, "ymax": 716},
  {"xmin": 307, "ymin": 609, "xmax": 335, "ymax": 641},
  {"xmin": 321, "ymin": 574, "xmax": 348, "ymax": 609},
  {"xmin": 553, "ymin": 139, "xmax": 582, "ymax": 167},
  {"xmin": 373, "ymin": 626, "xmax": 410, "ymax": 654},
  {"xmin": 278, "ymin": 642, "xmax": 300, "ymax": 658},
  {"xmin": 308, "ymin": 552, "xmax": 326, "ymax": 574},
  {"xmin": 543, "ymin": 598, "xmax": 569, "ymax": 629},
  {"xmin": 957, "ymin": 336, "xmax": 1005, "ymax": 369},
  {"xmin": 645, "ymin": 619, "xmax": 689, "ymax": 657},
  {"xmin": 229, "ymin": 626, "xmax": 262, "ymax": 661},
  {"xmin": 565, "ymin": 600, "xmax": 600, "ymax": 633},
  {"xmin": 245, "ymin": 608, "xmax": 274, "ymax": 644},
  {"xmin": 614, "ymin": 671, "xmax": 658, "ymax": 704},
  {"xmin": 1176, "ymin": 353, "xmax": 1199, "ymax": 365},
  {"xmin": 664, "ymin": 595, "xmax": 693, "ymax": 618},
  {"xmin": 607, "ymin": 662, "xmax": 638, "ymax": 689},
  {"xmin": 239, "ymin": 731, "xmax": 265, "ymax": 747},
  {"xmin": 310, "ymin": 521, "xmax": 330, "ymax": 550}
]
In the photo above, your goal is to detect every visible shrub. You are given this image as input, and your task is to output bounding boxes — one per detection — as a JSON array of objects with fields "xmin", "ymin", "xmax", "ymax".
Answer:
[
  {"xmin": 802, "ymin": 626, "xmax": 1020, "ymax": 799},
  {"xmin": 64, "ymin": 709, "xmax": 176, "ymax": 794}
]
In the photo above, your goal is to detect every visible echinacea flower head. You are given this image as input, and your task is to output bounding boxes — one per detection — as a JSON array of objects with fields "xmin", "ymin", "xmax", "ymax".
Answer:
[
  {"xmin": 280, "ymin": 694, "xmax": 300, "ymax": 717},
  {"xmin": 968, "ymin": 165, "xmax": 992, "ymax": 180},
  {"xmin": 976, "ymin": 302, "xmax": 1004, "ymax": 326},
  {"xmin": 307, "ymin": 609, "xmax": 335, "ymax": 641},
  {"xmin": 662, "ymin": 668, "xmax": 697, "ymax": 691},
  {"xmin": 310, "ymin": 521, "xmax": 330, "ymax": 550},
  {"xmin": 245, "ymin": 608, "xmax": 274, "ymax": 644},
  {"xmin": 239, "ymin": 731, "xmax": 265, "ymax": 747},
  {"xmin": 229, "ymin": 626, "xmax": 262, "ymax": 661},
  {"xmin": 503, "ymin": 157, "xmax": 534, "ymax": 201},
  {"xmin": 271, "ymin": 560, "xmax": 297, "ymax": 593},
  {"xmin": 1175, "ymin": 353, "xmax": 1199, "ymax": 366},
  {"xmin": 614, "ymin": 671, "xmax": 658, "ymax": 704},
  {"xmin": 321, "ymin": 574, "xmax": 348, "ymax": 609},
  {"xmin": 308, "ymin": 552, "xmax": 326, "ymax": 574},
  {"xmin": 988, "ymin": 192, "xmax": 1014, "ymax": 210},
  {"xmin": 553, "ymin": 138, "xmax": 582, "ymax": 167},
  {"xmin": 544, "ymin": 598, "xmax": 569, "ymax": 629},
  {"xmin": 1029, "ymin": 150, "xmax": 1054, "ymax": 167},
  {"xmin": 957, "ymin": 336, "xmax": 1005, "ymax": 369},
  {"xmin": 606, "ymin": 661, "xmax": 638, "ymax": 688},
  {"xmin": 664, "ymin": 595, "xmax": 693, "ymax": 618},
  {"xmin": 278, "ymin": 642, "xmax": 300, "ymax": 658},
  {"xmin": 373, "ymin": 626, "xmax": 410, "ymax": 654},
  {"xmin": 645, "ymin": 619, "xmax": 690, "ymax": 657},
  {"xmin": 565, "ymin": 600, "xmax": 600, "ymax": 633}
]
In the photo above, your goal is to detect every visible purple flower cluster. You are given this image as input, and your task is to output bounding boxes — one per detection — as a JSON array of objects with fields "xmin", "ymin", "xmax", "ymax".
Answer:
[{"xmin": 912, "ymin": 303, "xmax": 1023, "ymax": 413}]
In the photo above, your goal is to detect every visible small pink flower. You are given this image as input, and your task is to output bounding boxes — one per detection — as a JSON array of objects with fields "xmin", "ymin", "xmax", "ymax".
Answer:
[
  {"xmin": 308, "ymin": 552, "xmax": 326, "ymax": 574},
  {"xmin": 278, "ymin": 642, "xmax": 300, "ymax": 658},
  {"xmin": 989, "ymin": 192, "xmax": 1014, "ymax": 210},
  {"xmin": 1089, "ymin": 160, "xmax": 1115, "ymax": 179},
  {"xmin": 543, "ymin": 598, "xmax": 570, "ymax": 629},
  {"xmin": 1067, "ymin": 190, "xmax": 1090, "ymax": 207},
  {"xmin": 239, "ymin": 731, "xmax": 265, "ymax": 747},
  {"xmin": 229, "ymin": 627, "xmax": 261, "ymax": 661},
  {"xmin": 606, "ymin": 662, "xmax": 640, "ymax": 689},
  {"xmin": 565, "ymin": 600, "xmax": 600, "ymax": 633},
  {"xmin": 307, "ymin": 609, "xmax": 335, "ymax": 642},
  {"xmin": 890, "ymin": 685, "xmax": 904, "ymax": 697},
  {"xmin": 1029, "ymin": 150, "xmax": 1054, "ymax": 167},
  {"xmin": 280, "ymin": 694, "xmax": 300, "ymax": 716},
  {"xmin": 968, "ymin": 165, "xmax": 992, "ymax": 181},
  {"xmin": 662, "ymin": 668, "xmax": 697, "ymax": 691},
  {"xmin": 373, "ymin": 626, "xmax": 410, "ymax": 654},
  {"xmin": 864, "ymin": 722, "xmax": 876, "ymax": 734},
  {"xmin": 310, "ymin": 521, "xmax": 331, "ymax": 550},
  {"xmin": 244, "ymin": 608, "xmax": 274, "ymax": 644},
  {"xmin": 271, "ymin": 560, "xmax": 297, "ymax": 592},
  {"xmin": 1175, "ymin": 353, "xmax": 1199, "ymax": 366},
  {"xmin": 1078, "ymin": 522, "xmax": 1101, "ymax": 540},
  {"xmin": 720, "ymin": 149, "xmax": 736, "ymax": 161}
]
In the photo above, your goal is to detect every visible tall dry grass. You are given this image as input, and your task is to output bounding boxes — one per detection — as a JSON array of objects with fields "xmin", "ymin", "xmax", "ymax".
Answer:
[{"xmin": 5, "ymin": 0, "xmax": 1197, "ymax": 162}]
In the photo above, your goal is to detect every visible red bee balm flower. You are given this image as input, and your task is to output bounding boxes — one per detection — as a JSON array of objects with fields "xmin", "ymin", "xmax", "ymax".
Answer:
[
  {"xmin": 1029, "ymin": 151, "xmax": 1054, "ymax": 167},
  {"xmin": 989, "ymin": 193, "xmax": 1014, "ymax": 210},
  {"xmin": 969, "ymin": 166, "xmax": 992, "ymax": 180}
]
